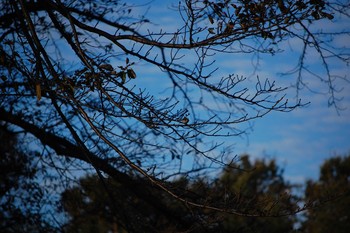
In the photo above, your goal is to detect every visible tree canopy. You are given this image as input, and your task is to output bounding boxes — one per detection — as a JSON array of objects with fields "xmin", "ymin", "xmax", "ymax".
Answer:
[
  {"xmin": 0, "ymin": 125, "xmax": 55, "ymax": 233},
  {"xmin": 0, "ymin": 0, "xmax": 349, "ymax": 232},
  {"xmin": 61, "ymin": 155, "xmax": 297, "ymax": 232},
  {"xmin": 302, "ymin": 155, "xmax": 350, "ymax": 233}
]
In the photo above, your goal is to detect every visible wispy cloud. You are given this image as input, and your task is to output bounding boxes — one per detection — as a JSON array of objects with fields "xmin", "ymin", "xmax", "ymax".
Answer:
[{"xmin": 129, "ymin": 0, "xmax": 350, "ymax": 183}]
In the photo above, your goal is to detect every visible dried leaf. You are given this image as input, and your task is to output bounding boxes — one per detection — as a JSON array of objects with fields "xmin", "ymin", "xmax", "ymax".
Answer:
[
  {"xmin": 208, "ymin": 28, "xmax": 215, "ymax": 34},
  {"xmin": 127, "ymin": 68, "xmax": 136, "ymax": 79},
  {"xmin": 121, "ymin": 72, "xmax": 126, "ymax": 83},
  {"xmin": 208, "ymin": 15, "xmax": 214, "ymax": 24},
  {"xmin": 181, "ymin": 117, "xmax": 189, "ymax": 124},
  {"xmin": 99, "ymin": 64, "xmax": 114, "ymax": 71},
  {"xmin": 35, "ymin": 83, "xmax": 41, "ymax": 101}
]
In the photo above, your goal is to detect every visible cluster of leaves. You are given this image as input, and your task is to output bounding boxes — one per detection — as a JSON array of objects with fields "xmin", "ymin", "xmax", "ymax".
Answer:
[
  {"xmin": 64, "ymin": 58, "xmax": 137, "ymax": 95},
  {"xmin": 203, "ymin": 0, "xmax": 333, "ymax": 39}
]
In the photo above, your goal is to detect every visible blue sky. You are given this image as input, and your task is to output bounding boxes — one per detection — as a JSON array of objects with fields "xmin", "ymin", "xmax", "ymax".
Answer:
[{"xmin": 129, "ymin": 0, "xmax": 350, "ymax": 183}]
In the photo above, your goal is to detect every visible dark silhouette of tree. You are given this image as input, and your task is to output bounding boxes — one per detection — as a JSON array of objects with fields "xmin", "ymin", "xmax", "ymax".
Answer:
[
  {"xmin": 0, "ymin": 0, "xmax": 349, "ymax": 231},
  {"xmin": 61, "ymin": 155, "xmax": 297, "ymax": 232},
  {"xmin": 212, "ymin": 155, "xmax": 298, "ymax": 232},
  {"xmin": 61, "ymin": 175, "xmax": 182, "ymax": 232},
  {"xmin": 301, "ymin": 155, "xmax": 350, "ymax": 233},
  {"xmin": 0, "ymin": 124, "xmax": 56, "ymax": 233}
]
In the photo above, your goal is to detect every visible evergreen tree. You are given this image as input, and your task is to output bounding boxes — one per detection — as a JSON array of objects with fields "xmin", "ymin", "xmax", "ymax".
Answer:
[{"xmin": 302, "ymin": 155, "xmax": 350, "ymax": 233}]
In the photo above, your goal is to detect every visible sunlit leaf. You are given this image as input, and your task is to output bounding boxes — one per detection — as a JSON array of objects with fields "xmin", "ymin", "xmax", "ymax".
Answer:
[
  {"xmin": 181, "ymin": 117, "xmax": 189, "ymax": 124},
  {"xmin": 35, "ymin": 83, "xmax": 41, "ymax": 101}
]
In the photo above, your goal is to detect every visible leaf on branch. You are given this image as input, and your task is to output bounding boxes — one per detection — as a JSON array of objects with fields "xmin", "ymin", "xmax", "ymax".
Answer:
[
  {"xmin": 181, "ymin": 117, "xmax": 189, "ymax": 124},
  {"xmin": 311, "ymin": 11, "xmax": 320, "ymax": 20},
  {"xmin": 35, "ymin": 82, "xmax": 41, "ymax": 101},
  {"xmin": 99, "ymin": 64, "xmax": 114, "ymax": 71},
  {"xmin": 278, "ymin": 0, "xmax": 287, "ymax": 13},
  {"xmin": 208, "ymin": 15, "xmax": 214, "ymax": 24},
  {"xmin": 321, "ymin": 12, "xmax": 334, "ymax": 20},
  {"xmin": 223, "ymin": 22, "xmax": 234, "ymax": 34},
  {"xmin": 119, "ymin": 72, "xmax": 127, "ymax": 83},
  {"xmin": 208, "ymin": 28, "xmax": 215, "ymax": 34},
  {"xmin": 75, "ymin": 67, "xmax": 88, "ymax": 76},
  {"xmin": 127, "ymin": 68, "xmax": 136, "ymax": 79}
]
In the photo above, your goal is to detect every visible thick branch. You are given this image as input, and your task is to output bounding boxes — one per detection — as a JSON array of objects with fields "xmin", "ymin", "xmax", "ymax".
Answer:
[{"xmin": 0, "ymin": 107, "xmax": 193, "ymax": 229}]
